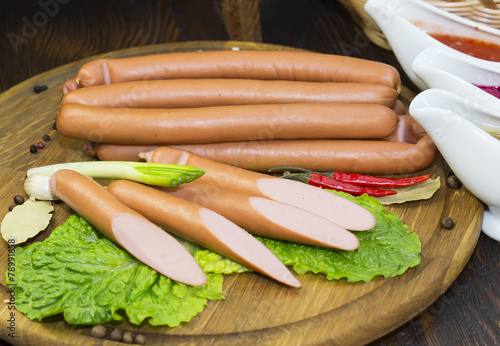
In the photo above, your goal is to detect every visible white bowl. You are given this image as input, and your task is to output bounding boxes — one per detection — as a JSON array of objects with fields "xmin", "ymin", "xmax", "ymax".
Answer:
[
  {"xmin": 410, "ymin": 88, "xmax": 500, "ymax": 241},
  {"xmin": 364, "ymin": 0, "xmax": 500, "ymax": 90}
]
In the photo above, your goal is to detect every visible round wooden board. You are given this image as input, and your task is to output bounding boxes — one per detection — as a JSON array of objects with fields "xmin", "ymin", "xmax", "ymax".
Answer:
[{"xmin": 0, "ymin": 41, "xmax": 484, "ymax": 346}]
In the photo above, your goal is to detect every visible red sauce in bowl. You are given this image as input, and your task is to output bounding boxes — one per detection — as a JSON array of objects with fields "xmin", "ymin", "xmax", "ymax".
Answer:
[{"xmin": 429, "ymin": 33, "xmax": 500, "ymax": 62}]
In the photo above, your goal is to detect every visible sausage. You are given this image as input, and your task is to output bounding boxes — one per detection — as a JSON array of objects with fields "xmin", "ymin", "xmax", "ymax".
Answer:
[
  {"xmin": 62, "ymin": 77, "xmax": 79, "ymax": 95},
  {"xmin": 61, "ymin": 79, "xmax": 399, "ymax": 108},
  {"xmin": 57, "ymin": 103, "xmax": 400, "ymax": 144},
  {"xmin": 72, "ymin": 50, "xmax": 401, "ymax": 90},
  {"xmin": 49, "ymin": 169, "xmax": 207, "ymax": 287},
  {"xmin": 107, "ymin": 180, "xmax": 301, "ymax": 287},
  {"xmin": 169, "ymin": 136, "xmax": 438, "ymax": 174},
  {"xmin": 141, "ymin": 147, "xmax": 376, "ymax": 231},
  {"xmin": 92, "ymin": 122, "xmax": 434, "ymax": 168},
  {"xmin": 392, "ymin": 99, "xmax": 407, "ymax": 115},
  {"xmin": 88, "ymin": 109, "xmax": 415, "ymax": 162},
  {"xmin": 93, "ymin": 143, "xmax": 158, "ymax": 161},
  {"xmin": 159, "ymin": 181, "xmax": 359, "ymax": 250},
  {"xmin": 388, "ymin": 115, "xmax": 428, "ymax": 144}
]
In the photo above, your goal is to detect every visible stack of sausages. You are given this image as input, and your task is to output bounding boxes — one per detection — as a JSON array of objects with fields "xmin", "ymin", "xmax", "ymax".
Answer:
[
  {"xmin": 59, "ymin": 50, "xmax": 438, "ymax": 174},
  {"xmin": 54, "ymin": 50, "xmax": 436, "ymax": 285}
]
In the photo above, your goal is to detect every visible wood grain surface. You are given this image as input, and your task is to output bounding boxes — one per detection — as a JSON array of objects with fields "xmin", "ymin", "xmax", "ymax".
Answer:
[
  {"xmin": 0, "ymin": 41, "xmax": 486, "ymax": 346},
  {"xmin": 221, "ymin": 0, "xmax": 263, "ymax": 42},
  {"xmin": 0, "ymin": 1, "xmax": 498, "ymax": 345}
]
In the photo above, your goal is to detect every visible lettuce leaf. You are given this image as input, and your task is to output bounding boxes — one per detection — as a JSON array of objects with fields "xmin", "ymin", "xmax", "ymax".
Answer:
[
  {"xmin": 11, "ymin": 215, "xmax": 243, "ymax": 327},
  {"xmin": 257, "ymin": 191, "xmax": 421, "ymax": 282},
  {"xmin": 10, "ymin": 191, "xmax": 420, "ymax": 327}
]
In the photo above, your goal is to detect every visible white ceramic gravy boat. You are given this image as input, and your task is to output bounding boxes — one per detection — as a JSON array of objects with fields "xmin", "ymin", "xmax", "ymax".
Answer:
[
  {"xmin": 412, "ymin": 47, "xmax": 500, "ymax": 111},
  {"xmin": 364, "ymin": 0, "xmax": 500, "ymax": 90},
  {"xmin": 409, "ymin": 88, "xmax": 500, "ymax": 136},
  {"xmin": 410, "ymin": 88, "xmax": 500, "ymax": 241}
]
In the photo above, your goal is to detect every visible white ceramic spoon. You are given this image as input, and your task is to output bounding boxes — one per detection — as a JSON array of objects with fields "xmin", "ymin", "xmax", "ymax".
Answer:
[
  {"xmin": 364, "ymin": 0, "xmax": 500, "ymax": 90},
  {"xmin": 412, "ymin": 47, "xmax": 500, "ymax": 111},
  {"xmin": 410, "ymin": 89, "xmax": 500, "ymax": 241}
]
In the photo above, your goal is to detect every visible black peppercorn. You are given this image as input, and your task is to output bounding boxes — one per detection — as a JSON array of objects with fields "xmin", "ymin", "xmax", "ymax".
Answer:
[
  {"xmin": 34, "ymin": 85, "xmax": 48, "ymax": 93},
  {"xmin": 13, "ymin": 195, "xmax": 24, "ymax": 205},
  {"xmin": 446, "ymin": 175, "xmax": 462, "ymax": 189},
  {"xmin": 29, "ymin": 144, "xmax": 38, "ymax": 153},
  {"xmin": 52, "ymin": 121, "xmax": 57, "ymax": 130},
  {"xmin": 8, "ymin": 205, "xmax": 15, "ymax": 212},
  {"xmin": 441, "ymin": 217, "xmax": 455, "ymax": 229},
  {"xmin": 42, "ymin": 134, "xmax": 51, "ymax": 142}
]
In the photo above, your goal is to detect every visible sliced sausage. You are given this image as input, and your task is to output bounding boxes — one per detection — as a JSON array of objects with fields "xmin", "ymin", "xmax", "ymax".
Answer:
[
  {"xmin": 169, "ymin": 136, "xmax": 438, "ymax": 174},
  {"xmin": 160, "ymin": 181, "xmax": 359, "ymax": 250},
  {"xmin": 72, "ymin": 50, "xmax": 401, "ymax": 90},
  {"xmin": 57, "ymin": 103, "xmax": 400, "ymax": 144},
  {"xmin": 107, "ymin": 179, "xmax": 301, "ymax": 287},
  {"xmin": 61, "ymin": 79, "xmax": 399, "ymax": 108},
  {"xmin": 141, "ymin": 147, "xmax": 376, "ymax": 231},
  {"xmin": 48, "ymin": 169, "xmax": 207, "ymax": 287}
]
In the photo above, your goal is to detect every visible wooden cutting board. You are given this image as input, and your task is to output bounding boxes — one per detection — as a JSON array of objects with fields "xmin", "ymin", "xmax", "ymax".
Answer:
[{"xmin": 0, "ymin": 41, "xmax": 484, "ymax": 345}]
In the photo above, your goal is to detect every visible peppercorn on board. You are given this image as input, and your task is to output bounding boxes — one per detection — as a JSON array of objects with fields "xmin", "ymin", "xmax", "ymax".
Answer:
[{"xmin": 0, "ymin": 42, "xmax": 484, "ymax": 346}]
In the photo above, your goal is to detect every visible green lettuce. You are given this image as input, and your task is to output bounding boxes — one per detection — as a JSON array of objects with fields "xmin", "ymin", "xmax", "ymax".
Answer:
[
  {"xmin": 11, "ymin": 215, "xmax": 246, "ymax": 327},
  {"xmin": 10, "ymin": 192, "xmax": 420, "ymax": 326},
  {"xmin": 258, "ymin": 191, "xmax": 421, "ymax": 282}
]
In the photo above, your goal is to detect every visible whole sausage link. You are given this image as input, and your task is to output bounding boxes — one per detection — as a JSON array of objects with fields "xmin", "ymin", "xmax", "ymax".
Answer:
[
  {"xmin": 72, "ymin": 50, "xmax": 401, "ymax": 90},
  {"xmin": 170, "ymin": 136, "xmax": 438, "ymax": 174},
  {"xmin": 57, "ymin": 102, "xmax": 400, "ymax": 144},
  {"xmin": 61, "ymin": 79, "xmax": 399, "ymax": 108}
]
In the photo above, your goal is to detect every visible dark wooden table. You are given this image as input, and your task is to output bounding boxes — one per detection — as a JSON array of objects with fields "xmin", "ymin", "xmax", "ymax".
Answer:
[{"xmin": 0, "ymin": 0, "xmax": 498, "ymax": 344}]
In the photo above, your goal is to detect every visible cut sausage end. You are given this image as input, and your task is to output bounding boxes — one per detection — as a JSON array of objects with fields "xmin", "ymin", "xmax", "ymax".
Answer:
[
  {"xmin": 198, "ymin": 208, "xmax": 301, "ymax": 288},
  {"xmin": 107, "ymin": 179, "xmax": 299, "ymax": 287},
  {"xmin": 248, "ymin": 197, "xmax": 359, "ymax": 250},
  {"xmin": 112, "ymin": 213, "xmax": 207, "ymax": 287},
  {"xmin": 50, "ymin": 170, "xmax": 207, "ymax": 287},
  {"xmin": 256, "ymin": 178, "xmax": 376, "ymax": 231}
]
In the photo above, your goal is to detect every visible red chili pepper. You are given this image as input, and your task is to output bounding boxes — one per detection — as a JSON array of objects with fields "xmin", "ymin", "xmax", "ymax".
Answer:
[
  {"xmin": 333, "ymin": 171, "xmax": 430, "ymax": 188},
  {"xmin": 308, "ymin": 173, "xmax": 397, "ymax": 197}
]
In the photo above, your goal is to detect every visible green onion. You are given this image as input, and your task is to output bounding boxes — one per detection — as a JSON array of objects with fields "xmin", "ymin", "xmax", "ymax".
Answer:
[{"xmin": 25, "ymin": 161, "xmax": 205, "ymax": 200}]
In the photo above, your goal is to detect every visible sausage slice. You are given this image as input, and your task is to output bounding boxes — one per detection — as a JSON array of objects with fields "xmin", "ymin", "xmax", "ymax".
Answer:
[
  {"xmin": 107, "ymin": 180, "xmax": 301, "ymax": 287},
  {"xmin": 49, "ymin": 169, "xmax": 207, "ymax": 286}
]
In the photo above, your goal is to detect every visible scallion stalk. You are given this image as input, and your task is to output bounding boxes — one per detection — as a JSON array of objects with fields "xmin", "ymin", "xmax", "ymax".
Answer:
[{"xmin": 25, "ymin": 161, "xmax": 205, "ymax": 200}]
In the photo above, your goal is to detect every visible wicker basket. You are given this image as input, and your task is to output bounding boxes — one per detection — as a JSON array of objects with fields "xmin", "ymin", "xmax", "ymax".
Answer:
[{"xmin": 339, "ymin": 0, "xmax": 500, "ymax": 50}]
